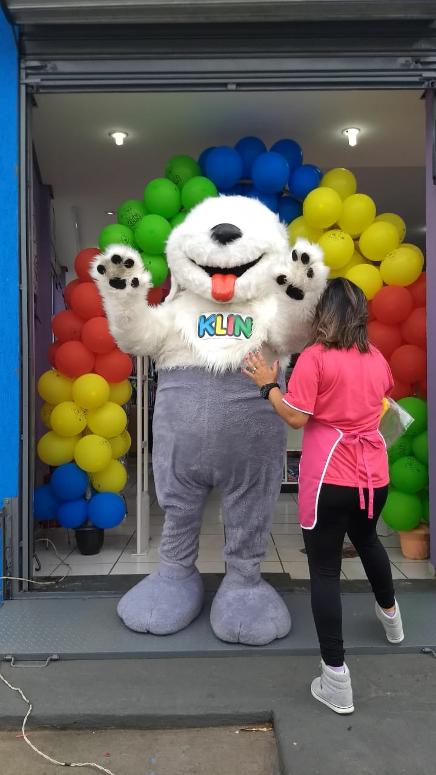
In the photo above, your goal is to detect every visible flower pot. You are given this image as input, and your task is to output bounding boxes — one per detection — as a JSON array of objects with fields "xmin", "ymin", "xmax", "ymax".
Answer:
[
  {"xmin": 399, "ymin": 524, "xmax": 430, "ymax": 560},
  {"xmin": 75, "ymin": 525, "xmax": 105, "ymax": 556}
]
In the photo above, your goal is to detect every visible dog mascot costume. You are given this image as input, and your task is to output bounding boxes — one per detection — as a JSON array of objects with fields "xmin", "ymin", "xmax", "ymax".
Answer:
[{"xmin": 92, "ymin": 195, "xmax": 328, "ymax": 645}]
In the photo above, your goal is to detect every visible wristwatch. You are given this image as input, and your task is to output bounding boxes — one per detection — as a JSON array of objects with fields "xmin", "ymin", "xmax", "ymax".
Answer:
[{"xmin": 260, "ymin": 382, "xmax": 280, "ymax": 399}]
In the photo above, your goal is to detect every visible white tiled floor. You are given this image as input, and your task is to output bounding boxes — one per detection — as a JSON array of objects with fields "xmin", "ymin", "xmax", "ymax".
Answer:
[{"xmin": 33, "ymin": 492, "xmax": 435, "ymax": 582}]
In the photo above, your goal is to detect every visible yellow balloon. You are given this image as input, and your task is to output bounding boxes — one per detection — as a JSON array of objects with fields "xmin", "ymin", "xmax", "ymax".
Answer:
[
  {"xmin": 91, "ymin": 460, "xmax": 127, "ymax": 493},
  {"xmin": 37, "ymin": 431, "xmax": 79, "ymax": 466},
  {"xmin": 303, "ymin": 187, "xmax": 343, "ymax": 230},
  {"xmin": 288, "ymin": 216, "xmax": 323, "ymax": 244},
  {"xmin": 403, "ymin": 243, "xmax": 425, "ymax": 264},
  {"xmin": 320, "ymin": 168, "xmax": 357, "ymax": 200},
  {"xmin": 87, "ymin": 402, "xmax": 127, "ymax": 439},
  {"xmin": 345, "ymin": 264, "xmax": 383, "ymax": 300},
  {"xmin": 37, "ymin": 370, "xmax": 73, "ymax": 405},
  {"xmin": 359, "ymin": 221, "xmax": 399, "ymax": 263},
  {"xmin": 40, "ymin": 403, "xmax": 54, "ymax": 429},
  {"xmin": 329, "ymin": 251, "xmax": 365, "ymax": 279},
  {"xmin": 50, "ymin": 401, "xmax": 87, "ymax": 437},
  {"xmin": 108, "ymin": 380, "xmax": 132, "ymax": 406},
  {"xmin": 337, "ymin": 194, "xmax": 376, "ymax": 237},
  {"xmin": 110, "ymin": 430, "xmax": 132, "ymax": 459},
  {"xmin": 72, "ymin": 373, "xmax": 110, "ymax": 410},
  {"xmin": 375, "ymin": 213, "xmax": 406, "ymax": 243},
  {"xmin": 318, "ymin": 230, "xmax": 354, "ymax": 270},
  {"xmin": 380, "ymin": 246, "xmax": 424, "ymax": 287},
  {"xmin": 74, "ymin": 434, "xmax": 112, "ymax": 473}
]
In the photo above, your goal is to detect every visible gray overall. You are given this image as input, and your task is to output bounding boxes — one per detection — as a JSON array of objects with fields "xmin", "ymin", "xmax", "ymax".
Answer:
[{"xmin": 117, "ymin": 367, "xmax": 291, "ymax": 645}]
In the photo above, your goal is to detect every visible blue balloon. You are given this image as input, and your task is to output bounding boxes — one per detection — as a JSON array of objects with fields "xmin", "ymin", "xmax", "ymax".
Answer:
[
  {"xmin": 88, "ymin": 492, "xmax": 126, "ymax": 529},
  {"xmin": 234, "ymin": 136, "xmax": 267, "ymax": 179},
  {"xmin": 270, "ymin": 139, "xmax": 303, "ymax": 172},
  {"xmin": 248, "ymin": 189, "xmax": 279, "ymax": 213},
  {"xmin": 278, "ymin": 196, "xmax": 302, "ymax": 224},
  {"xmin": 252, "ymin": 152, "xmax": 289, "ymax": 194},
  {"xmin": 57, "ymin": 498, "xmax": 88, "ymax": 529},
  {"xmin": 289, "ymin": 164, "xmax": 322, "ymax": 201},
  {"xmin": 198, "ymin": 146, "xmax": 215, "ymax": 175},
  {"xmin": 33, "ymin": 484, "xmax": 60, "ymax": 522},
  {"xmin": 50, "ymin": 463, "xmax": 89, "ymax": 502},
  {"xmin": 205, "ymin": 146, "xmax": 243, "ymax": 190}
]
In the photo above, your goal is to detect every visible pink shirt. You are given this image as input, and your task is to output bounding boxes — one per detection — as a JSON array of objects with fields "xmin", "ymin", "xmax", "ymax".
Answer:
[{"xmin": 282, "ymin": 344, "xmax": 394, "ymax": 488}]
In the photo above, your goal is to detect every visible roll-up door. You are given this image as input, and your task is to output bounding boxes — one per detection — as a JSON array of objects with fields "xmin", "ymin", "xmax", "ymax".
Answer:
[{"xmin": 12, "ymin": 18, "xmax": 436, "ymax": 91}]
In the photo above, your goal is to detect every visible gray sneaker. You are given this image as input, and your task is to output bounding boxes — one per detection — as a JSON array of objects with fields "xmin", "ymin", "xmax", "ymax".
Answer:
[
  {"xmin": 375, "ymin": 599, "xmax": 404, "ymax": 643},
  {"xmin": 311, "ymin": 660, "xmax": 354, "ymax": 715}
]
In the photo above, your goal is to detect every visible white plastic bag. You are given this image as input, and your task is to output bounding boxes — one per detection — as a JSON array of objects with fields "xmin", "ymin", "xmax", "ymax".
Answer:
[{"xmin": 379, "ymin": 398, "xmax": 414, "ymax": 448}]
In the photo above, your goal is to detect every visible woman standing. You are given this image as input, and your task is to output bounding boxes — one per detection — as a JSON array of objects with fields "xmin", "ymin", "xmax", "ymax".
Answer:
[{"xmin": 243, "ymin": 278, "xmax": 404, "ymax": 715}]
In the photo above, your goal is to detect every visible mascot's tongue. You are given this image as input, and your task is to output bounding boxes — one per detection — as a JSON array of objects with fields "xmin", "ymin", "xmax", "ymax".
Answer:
[{"xmin": 211, "ymin": 273, "xmax": 237, "ymax": 302}]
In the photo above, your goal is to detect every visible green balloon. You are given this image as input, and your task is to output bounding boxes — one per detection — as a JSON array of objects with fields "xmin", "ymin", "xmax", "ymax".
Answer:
[
  {"xmin": 382, "ymin": 489, "xmax": 422, "ymax": 531},
  {"xmin": 388, "ymin": 435, "xmax": 412, "ymax": 464},
  {"xmin": 140, "ymin": 254, "xmax": 169, "ymax": 287},
  {"xmin": 412, "ymin": 431, "xmax": 428, "ymax": 465},
  {"xmin": 390, "ymin": 455, "xmax": 428, "ymax": 494},
  {"xmin": 165, "ymin": 155, "xmax": 201, "ymax": 190},
  {"xmin": 117, "ymin": 199, "xmax": 146, "ymax": 229},
  {"xmin": 99, "ymin": 224, "xmax": 135, "ymax": 250},
  {"xmin": 144, "ymin": 178, "xmax": 181, "ymax": 220},
  {"xmin": 171, "ymin": 211, "xmax": 187, "ymax": 228},
  {"xmin": 421, "ymin": 491, "xmax": 429, "ymax": 524},
  {"xmin": 134, "ymin": 214, "xmax": 171, "ymax": 255},
  {"xmin": 397, "ymin": 396, "xmax": 427, "ymax": 437},
  {"xmin": 181, "ymin": 176, "xmax": 218, "ymax": 211}
]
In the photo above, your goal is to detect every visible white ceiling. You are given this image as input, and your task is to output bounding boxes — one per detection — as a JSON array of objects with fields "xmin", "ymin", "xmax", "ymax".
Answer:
[{"xmin": 31, "ymin": 90, "xmax": 426, "ymax": 271}]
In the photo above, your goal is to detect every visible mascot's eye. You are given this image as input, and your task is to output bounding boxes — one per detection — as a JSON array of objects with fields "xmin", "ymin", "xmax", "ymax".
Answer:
[
  {"xmin": 301, "ymin": 253, "xmax": 310, "ymax": 265},
  {"xmin": 292, "ymin": 250, "xmax": 298, "ymax": 261}
]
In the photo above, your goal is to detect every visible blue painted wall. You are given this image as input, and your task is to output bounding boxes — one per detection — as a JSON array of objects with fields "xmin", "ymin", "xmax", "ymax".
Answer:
[{"xmin": 0, "ymin": 9, "xmax": 20, "ymax": 511}]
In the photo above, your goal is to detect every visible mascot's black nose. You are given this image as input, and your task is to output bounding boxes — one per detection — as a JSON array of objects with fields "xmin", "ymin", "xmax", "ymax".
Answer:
[{"xmin": 210, "ymin": 223, "xmax": 243, "ymax": 245}]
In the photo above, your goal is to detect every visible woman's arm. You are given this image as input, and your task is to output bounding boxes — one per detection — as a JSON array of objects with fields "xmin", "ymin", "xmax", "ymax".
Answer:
[{"xmin": 242, "ymin": 352, "xmax": 310, "ymax": 430}]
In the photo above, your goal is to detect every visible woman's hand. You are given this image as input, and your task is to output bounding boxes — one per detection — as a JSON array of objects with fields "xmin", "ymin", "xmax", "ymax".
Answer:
[{"xmin": 242, "ymin": 352, "xmax": 279, "ymax": 387}]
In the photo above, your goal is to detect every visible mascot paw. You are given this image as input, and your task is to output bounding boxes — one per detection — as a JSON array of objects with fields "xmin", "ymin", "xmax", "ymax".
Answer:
[
  {"xmin": 210, "ymin": 571, "xmax": 291, "ymax": 646},
  {"xmin": 117, "ymin": 565, "xmax": 204, "ymax": 634},
  {"xmin": 91, "ymin": 245, "xmax": 151, "ymax": 293},
  {"xmin": 276, "ymin": 238, "xmax": 329, "ymax": 301}
]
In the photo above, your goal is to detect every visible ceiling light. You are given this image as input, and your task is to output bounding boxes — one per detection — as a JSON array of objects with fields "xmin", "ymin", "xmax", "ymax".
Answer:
[
  {"xmin": 342, "ymin": 127, "xmax": 360, "ymax": 147},
  {"xmin": 106, "ymin": 210, "xmax": 115, "ymax": 216},
  {"xmin": 109, "ymin": 131, "xmax": 128, "ymax": 146}
]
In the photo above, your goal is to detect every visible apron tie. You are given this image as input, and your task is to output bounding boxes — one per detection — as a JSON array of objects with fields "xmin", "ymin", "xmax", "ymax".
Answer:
[{"xmin": 342, "ymin": 432, "xmax": 381, "ymax": 519}]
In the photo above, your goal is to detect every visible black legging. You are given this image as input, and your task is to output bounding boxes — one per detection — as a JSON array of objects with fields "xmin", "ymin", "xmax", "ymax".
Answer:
[{"xmin": 303, "ymin": 484, "xmax": 395, "ymax": 667}]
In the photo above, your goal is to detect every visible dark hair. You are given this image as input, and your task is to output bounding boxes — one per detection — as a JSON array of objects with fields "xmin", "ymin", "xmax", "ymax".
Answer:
[{"xmin": 309, "ymin": 277, "xmax": 370, "ymax": 353}]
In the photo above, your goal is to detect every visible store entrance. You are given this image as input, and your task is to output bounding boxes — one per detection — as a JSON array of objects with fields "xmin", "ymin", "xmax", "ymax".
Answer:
[{"xmin": 27, "ymin": 89, "xmax": 428, "ymax": 589}]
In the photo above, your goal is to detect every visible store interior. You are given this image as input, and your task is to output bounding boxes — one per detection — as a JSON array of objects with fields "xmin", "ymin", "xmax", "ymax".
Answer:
[{"xmin": 30, "ymin": 89, "xmax": 431, "ymax": 582}]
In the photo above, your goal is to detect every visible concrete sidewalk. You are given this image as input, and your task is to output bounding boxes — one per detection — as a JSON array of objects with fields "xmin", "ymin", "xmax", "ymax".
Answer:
[
  {"xmin": 1, "ymin": 653, "xmax": 435, "ymax": 775},
  {"xmin": 0, "ymin": 726, "xmax": 280, "ymax": 775}
]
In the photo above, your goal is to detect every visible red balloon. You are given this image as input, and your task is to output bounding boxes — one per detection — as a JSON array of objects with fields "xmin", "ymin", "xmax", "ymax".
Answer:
[
  {"xmin": 147, "ymin": 287, "xmax": 163, "ymax": 306},
  {"xmin": 367, "ymin": 300, "xmax": 375, "ymax": 322},
  {"xmin": 372, "ymin": 286, "xmax": 413, "ymax": 325},
  {"xmin": 401, "ymin": 307, "xmax": 426, "ymax": 349},
  {"xmin": 408, "ymin": 272, "xmax": 426, "ymax": 307},
  {"xmin": 81, "ymin": 316, "xmax": 116, "ymax": 355},
  {"xmin": 390, "ymin": 344, "xmax": 427, "ymax": 385},
  {"xmin": 70, "ymin": 282, "xmax": 104, "ymax": 321},
  {"xmin": 64, "ymin": 279, "xmax": 82, "ymax": 308},
  {"xmin": 94, "ymin": 349, "xmax": 133, "ymax": 382},
  {"xmin": 418, "ymin": 378, "xmax": 427, "ymax": 398},
  {"xmin": 51, "ymin": 310, "xmax": 83, "ymax": 343},
  {"xmin": 74, "ymin": 248, "xmax": 100, "ymax": 282},
  {"xmin": 48, "ymin": 341, "xmax": 61, "ymax": 367},
  {"xmin": 55, "ymin": 341, "xmax": 95, "ymax": 378},
  {"xmin": 391, "ymin": 379, "xmax": 412, "ymax": 401},
  {"xmin": 368, "ymin": 321, "xmax": 402, "ymax": 360}
]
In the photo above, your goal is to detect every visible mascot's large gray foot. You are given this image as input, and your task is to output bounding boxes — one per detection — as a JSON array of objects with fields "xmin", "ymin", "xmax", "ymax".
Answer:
[
  {"xmin": 210, "ymin": 569, "xmax": 291, "ymax": 646},
  {"xmin": 117, "ymin": 564, "xmax": 204, "ymax": 634}
]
